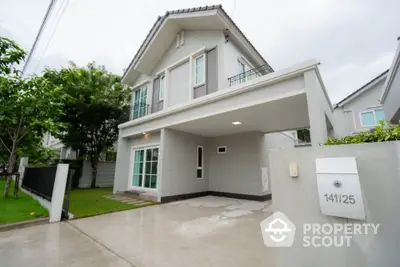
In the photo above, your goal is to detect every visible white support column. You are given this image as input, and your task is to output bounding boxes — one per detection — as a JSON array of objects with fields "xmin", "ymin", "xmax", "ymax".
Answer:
[
  {"xmin": 188, "ymin": 56, "xmax": 193, "ymax": 100},
  {"xmin": 164, "ymin": 69, "xmax": 170, "ymax": 108},
  {"xmin": 147, "ymin": 79, "xmax": 154, "ymax": 113},
  {"xmin": 114, "ymin": 130, "xmax": 130, "ymax": 194},
  {"xmin": 156, "ymin": 128, "xmax": 166, "ymax": 202},
  {"xmin": 18, "ymin": 157, "xmax": 29, "ymax": 187},
  {"xmin": 304, "ymin": 70, "xmax": 328, "ymax": 146},
  {"xmin": 49, "ymin": 163, "xmax": 69, "ymax": 223}
]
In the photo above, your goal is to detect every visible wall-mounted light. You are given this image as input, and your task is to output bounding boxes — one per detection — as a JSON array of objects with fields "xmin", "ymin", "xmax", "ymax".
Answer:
[{"xmin": 232, "ymin": 121, "xmax": 242, "ymax": 125}]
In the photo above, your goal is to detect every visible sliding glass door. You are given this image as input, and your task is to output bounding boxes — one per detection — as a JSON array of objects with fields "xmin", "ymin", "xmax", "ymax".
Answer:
[
  {"xmin": 132, "ymin": 147, "xmax": 158, "ymax": 189},
  {"xmin": 132, "ymin": 85, "xmax": 147, "ymax": 120}
]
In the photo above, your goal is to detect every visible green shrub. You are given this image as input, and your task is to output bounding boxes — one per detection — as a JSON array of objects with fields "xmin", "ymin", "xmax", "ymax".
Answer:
[{"xmin": 325, "ymin": 121, "xmax": 400, "ymax": 146}]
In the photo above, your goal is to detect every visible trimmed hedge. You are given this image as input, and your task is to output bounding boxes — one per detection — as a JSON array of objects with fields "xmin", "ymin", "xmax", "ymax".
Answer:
[{"xmin": 325, "ymin": 121, "xmax": 400, "ymax": 145}]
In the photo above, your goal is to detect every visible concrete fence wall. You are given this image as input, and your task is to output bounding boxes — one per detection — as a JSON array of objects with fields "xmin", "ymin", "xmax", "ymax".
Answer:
[
  {"xmin": 79, "ymin": 161, "xmax": 116, "ymax": 188},
  {"xmin": 269, "ymin": 141, "xmax": 400, "ymax": 267},
  {"xmin": 18, "ymin": 158, "xmax": 69, "ymax": 223}
]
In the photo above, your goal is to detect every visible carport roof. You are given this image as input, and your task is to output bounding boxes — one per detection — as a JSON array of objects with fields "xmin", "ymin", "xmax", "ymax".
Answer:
[{"xmin": 119, "ymin": 59, "xmax": 330, "ymax": 138}]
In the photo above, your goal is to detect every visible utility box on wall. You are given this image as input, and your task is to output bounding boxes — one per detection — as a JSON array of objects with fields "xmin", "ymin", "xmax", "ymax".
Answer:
[{"xmin": 315, "ymin": 157, "xmax": 366, "ymax": 220}]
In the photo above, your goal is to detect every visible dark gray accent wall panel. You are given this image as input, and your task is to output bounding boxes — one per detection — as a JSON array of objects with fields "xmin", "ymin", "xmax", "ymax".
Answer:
[
  {"xmin": 194, "ymin": 84, "xmax": 206, "ymax": 99},
  {"xmin": 193, "ymin": 47, "xmax": 218, "ymax": 99},
  {"xmin": 152, "ymin": 78, "xmax": 164, "ymax": 113},
  {"xmin": 206, "ymin": 47, "xmax": 218, "ymax": 94}
]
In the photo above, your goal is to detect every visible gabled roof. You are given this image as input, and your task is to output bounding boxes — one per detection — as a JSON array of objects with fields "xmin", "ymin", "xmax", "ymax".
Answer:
[
  {"xmin": 381, "ymin": 36, "xmax": 400, "ymax": 104},
  {"xmin": 335, "ymin": 69, "xmax": 388, "ymax": 108},
  {"xmin": 121, "ymin": 5, "xmax": 273, "ymax": 84}
]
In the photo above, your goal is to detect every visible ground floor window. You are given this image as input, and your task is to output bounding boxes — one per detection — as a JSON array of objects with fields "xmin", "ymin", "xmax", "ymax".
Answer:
[
  {"xmin": 197, "ymin": 146, "xmax": 203, "ymax": 179},
  {"xmin": 132, "ymin": 147, "xmax": 158, "ymax": 189}
]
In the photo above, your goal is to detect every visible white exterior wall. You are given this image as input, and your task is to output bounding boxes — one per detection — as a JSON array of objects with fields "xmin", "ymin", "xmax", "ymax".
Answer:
[
  {"xmin": 130, "ymin": 30, "xmax": 226, "ymax": 111},
  {"xmin": 222, "ymin": 41, "xmax": 259, "ymax": 89},
  {"xmin": 120, "ymin": 75, "xmax": 306, "ymax": 138},
  {"xmin": 160, "ymin": 129, "xmax": 208, "ymax": 197},
  {"xmin": 383, "ymin": 65, "xmax": 400, "ymax": 123},
  {"xmin": 266, "ymin": 132, "xmax": 296, "ymax": 150},
  {"xmin": 168, "ymin": 61, "xmax": 190, "ymax": 106},
  {"xmin": 150, "ymin": 30, "xmax": 223, "ymax": 76},
  {"xmin": 113, "ymin": 131, "xmax": 161, "ymax": 193},
  {"xmin": 304, "ymin": 70, "xmax": 336, "ymax": 145},
  {"xmin": 334, "ymin": 79, "xmax": 385, "ymax": 136},
  {"xmin": 270, "ymin": 142, "xmax": 400, "ymax": 267},
  {"xmin": 207, "ymin": 132, "xmax": 265, "ymax": 196}
]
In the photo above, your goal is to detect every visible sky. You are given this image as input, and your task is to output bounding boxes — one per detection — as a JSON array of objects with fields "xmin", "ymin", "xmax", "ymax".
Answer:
[{"xmin": 0, "ymin": 0, "xmax": 399, "ymax": 103}]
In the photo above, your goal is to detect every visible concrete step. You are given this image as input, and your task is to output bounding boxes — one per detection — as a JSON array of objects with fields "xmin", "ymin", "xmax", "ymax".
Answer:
[
  {"xmin": 118, "ymin": 190, "xmax": 158, "ymax": 203},
  {"xmin": 138, "ymin": 193, "xmax": 157, "ymax": 202}
]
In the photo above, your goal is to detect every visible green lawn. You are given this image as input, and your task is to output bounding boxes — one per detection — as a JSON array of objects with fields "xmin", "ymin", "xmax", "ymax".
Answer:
[
  {"xmin": 69, "ymin": 187, "xmax": 151, "ymax": 218},
  {"xmin": 0, "ymin": 179, "xmax": 49, "ymax": 224}
]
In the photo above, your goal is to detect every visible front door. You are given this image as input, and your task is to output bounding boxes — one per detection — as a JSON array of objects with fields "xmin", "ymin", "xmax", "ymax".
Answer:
[{"xmin": 132, "ymin": 147, "xmax": 158, "ymax": 189}]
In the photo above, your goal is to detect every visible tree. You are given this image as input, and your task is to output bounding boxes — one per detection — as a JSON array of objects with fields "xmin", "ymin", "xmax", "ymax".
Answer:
[
  {"xmin": 0, "ymin": 36, "xmax": 64, "ymax": 197},
  {"xmin": 0, "ymin": 75, "xmax": 64, "ymax": 197},
  {"xmin": 43, "ymin": 62, "xmax": 131, "ymax": 188},
  {"xmin": 0, "ymin": 36, "xmax": 25, "ymax": 75}
]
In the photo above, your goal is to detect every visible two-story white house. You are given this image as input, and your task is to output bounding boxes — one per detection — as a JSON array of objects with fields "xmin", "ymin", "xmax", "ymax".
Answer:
[{"xmin": 113, "ymin": 5, "xmax": 337, "ymax": 202}]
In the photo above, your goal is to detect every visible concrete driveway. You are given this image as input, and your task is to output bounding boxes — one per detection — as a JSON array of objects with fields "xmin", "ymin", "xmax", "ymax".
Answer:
[{"xmin": 0, "ymin": 196, "xmax": 275, "ymax": 267}]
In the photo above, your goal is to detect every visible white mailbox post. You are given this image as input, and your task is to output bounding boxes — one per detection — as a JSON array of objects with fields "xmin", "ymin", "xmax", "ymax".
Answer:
[{"xmin": 316, "ymin": 157, "xmax": 366, "ymax": 220}]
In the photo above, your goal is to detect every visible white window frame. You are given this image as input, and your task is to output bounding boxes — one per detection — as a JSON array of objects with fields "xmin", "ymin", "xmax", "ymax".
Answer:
[
  {"xmin": 128, "ymin": 144, "xmax": 160, "ymax": 191},
  {"xmin": 159, "ymin": 74, "xmax": 165, "ymax": 101},
  {"xmin": 176, "ymin": 33, "xmax": 180, "ymax": 48},
  {"xmin": 180, "ymin": 31, "xmax": 184, "ymax": 46},
  {"xmin": 237, "ymin": 59, "xmax": 246, "ymax": 74},
  {"xmin": 359, "ymin": 108, "xmax": 385, "ymax": 127},
  {"xmin": 194, "ymin": 53, "xmax": 206, "ymax": 87},
  {"xmin": 237, "ymin": 56, "xmax": 254, "ymax": 83},
  {"xmin": 197, "ymin": 145, "xmax": 204, "ymax": 179}
]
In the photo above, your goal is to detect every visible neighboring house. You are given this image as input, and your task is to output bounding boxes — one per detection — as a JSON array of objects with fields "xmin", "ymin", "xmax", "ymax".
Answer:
[
  {"xmin": 43, "ymin": 133, "xmax": 76, "ymax": 160},
  {"xmin": 114, "ymin": 5, "xmax": 336, "ymax": 202},
  {"xmin": 333, "ymin": 70, "xmax": 388, "ymax": 136},
  {"xmin": 381, "ymin": 37, "xmax": 400, "ymax": 124}
]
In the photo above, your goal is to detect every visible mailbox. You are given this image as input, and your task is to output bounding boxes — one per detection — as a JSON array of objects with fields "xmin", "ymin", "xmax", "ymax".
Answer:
[{"xmin": 316, "ymin": 157, "xmax": 365, "ymax": 220}]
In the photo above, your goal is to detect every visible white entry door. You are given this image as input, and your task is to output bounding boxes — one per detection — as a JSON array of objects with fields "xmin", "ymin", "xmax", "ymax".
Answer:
[{"xmin": 132, "ymin": 147, "xmax": 159, "ymax": 189}]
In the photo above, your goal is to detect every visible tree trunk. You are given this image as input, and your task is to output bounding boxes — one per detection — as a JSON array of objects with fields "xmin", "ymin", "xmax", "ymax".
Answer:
[
  {"xmin": 78, "ymin": 148, "xmax": 86, "ymax": 160},
  {"xmin": 90, "ymin": 156, "xmax": 98, "ymax": 188},
  {"xmin": 3, "ymin": 143, "xmax": 16, "ymax": 198}
]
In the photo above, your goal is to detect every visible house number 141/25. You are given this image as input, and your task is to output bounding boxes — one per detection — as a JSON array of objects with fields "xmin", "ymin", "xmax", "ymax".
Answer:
[{"xmin": 324, "ymin": 193, "xmax": 356, "ymax": 204}]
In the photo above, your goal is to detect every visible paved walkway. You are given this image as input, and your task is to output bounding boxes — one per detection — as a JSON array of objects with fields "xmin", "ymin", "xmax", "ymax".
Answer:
[
  {"xmin": 0, "ymin": 196, "xmax": 275, "ymax": 267},
  {"xmin": 104, "ymin": 194, "xmax": 154, "ymax": 207}
]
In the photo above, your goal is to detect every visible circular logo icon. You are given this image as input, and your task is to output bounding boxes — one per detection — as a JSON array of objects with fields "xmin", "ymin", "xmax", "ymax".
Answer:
[{"xmin": 333, "ymin": 180, "xmax": 342, "ymax": 188}]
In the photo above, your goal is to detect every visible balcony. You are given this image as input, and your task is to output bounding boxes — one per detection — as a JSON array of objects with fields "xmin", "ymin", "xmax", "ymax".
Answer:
[
  {"xmin": 228, "ymin": 64, "xmax": 272, "ymax": 87},
  {"xmin": 131, "ymin": 102, "xmax": 150, "ymax": 120}
]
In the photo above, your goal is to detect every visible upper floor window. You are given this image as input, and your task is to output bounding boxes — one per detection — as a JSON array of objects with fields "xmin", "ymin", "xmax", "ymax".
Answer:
[
  {"xmin": 237, "ymin": 59, "xmax": 246, "ymax": 74},
  {"xmin": 159, "ymin": 75, "xmax": 165, "ymax": 101},
  {"xmin": 132, "ymin": 85, "xmax": 148, "ymax": 120},
  {"xmin": 237, "ymin": 60, "xmax": 247, "ymax": 83},
  {"xmin": 360, "ymin": 109, "xmax": 385, "ymax": 127},
  {"xmin": 194, "ymin": 54, "xmax": 205, "ymax": 86}
]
